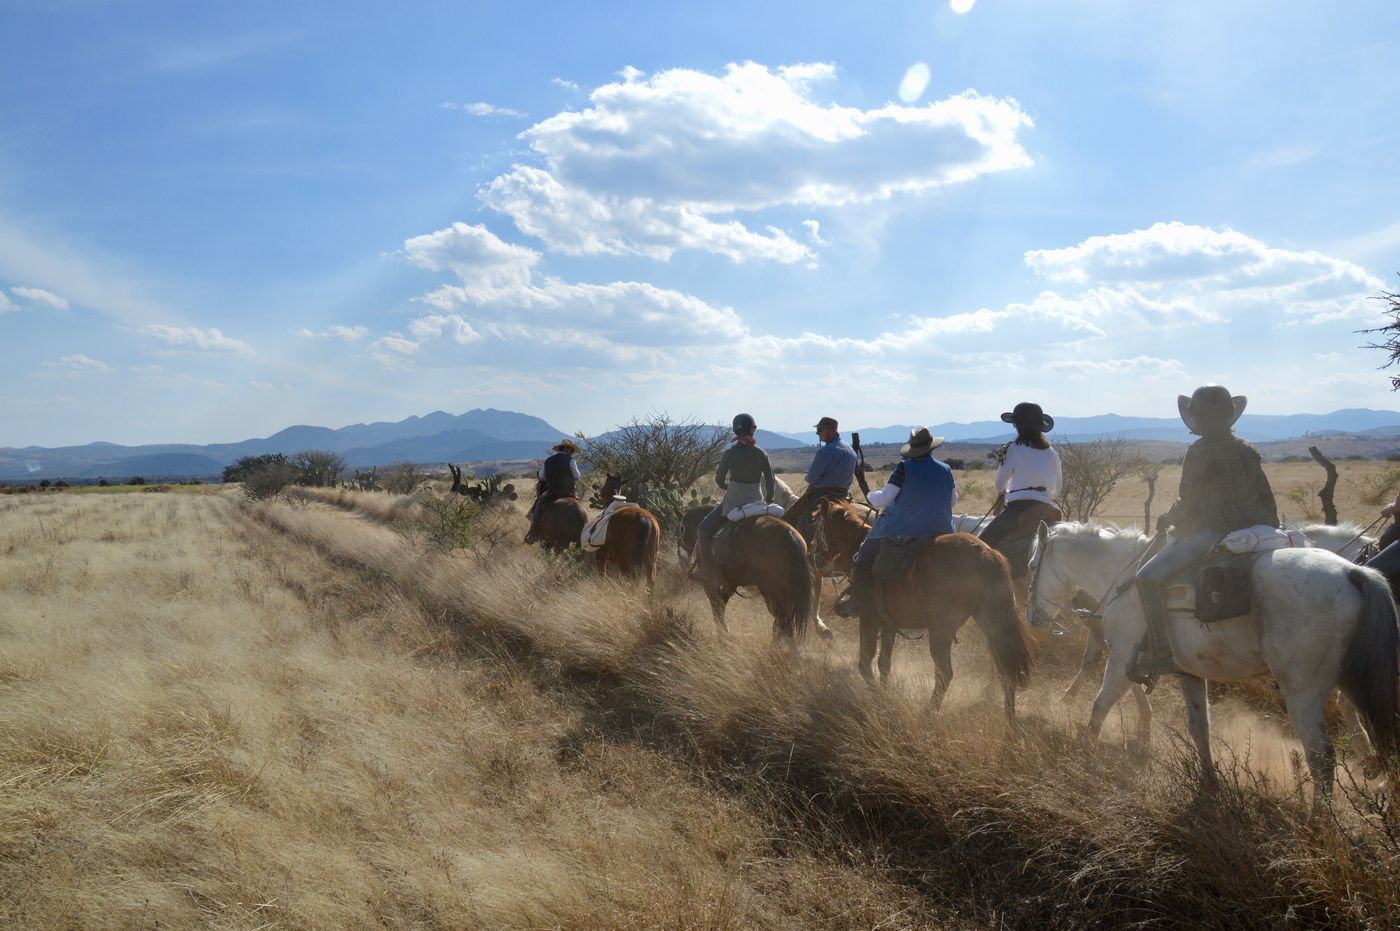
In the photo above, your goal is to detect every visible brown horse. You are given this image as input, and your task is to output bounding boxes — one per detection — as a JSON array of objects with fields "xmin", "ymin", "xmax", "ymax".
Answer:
[
  {"xmin": 677, "ymin": 505, "xmax": 812, "ymax": 644},
  {"xmin": 591, "ymin": 475, "xmax": 661, "ymax": 588},
  {"xmin": 812, "ymin": 504, "xmax": 1030, "ymax": 722},
  {"xmin": 451, "ymin": 463, "xmax": 588, "ymax": 552}
]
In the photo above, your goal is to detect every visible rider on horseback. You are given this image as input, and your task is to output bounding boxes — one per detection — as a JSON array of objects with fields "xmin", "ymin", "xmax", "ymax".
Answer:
[
  {"xmin": 980, "ymin": 401, "xmax": 1062, "ymax": 569},
  {"xmin": 525, "ymin": 438, "xmax": 581, "ymax": 544},
  {"xmin": 784, "ymin": 415, "xmax": 857, "ymax": 541},
  {"xmin": 1128, "ymin": 385, "xmax": 1278, "ymax": 686},
  {"xmin": 689, "ymin": 413, "xmax": 776, "ymax": 582},
  {"xmin": 836, "ymin": 427, "xmax": 956, "ymax": 618}
]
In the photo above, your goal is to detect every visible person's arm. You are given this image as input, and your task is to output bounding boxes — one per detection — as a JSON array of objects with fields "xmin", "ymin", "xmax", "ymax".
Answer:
[
  {"xmin": 761, "ymin": 452, "xmax": 775, "ymax": 503},
  {"xmin": 1254, "ymin": 460, "xmax": 1280, "ymax": 527},
  {"xmin": 570, "ymin": 460, "xmax": 581, "ymax": 480},
  {"xmin": 1050, "ymin": 448, "xmax": 1063, "ymax": 498},
  {"xmin": 950, "ymin": 471, "xmax": 958, "ymax": 511},
  {"xmin": 994, "ymin": 446, "xmax": 1014, "ymax": 493},
  {"xmin": 714, "ymin": 448, "xmax": 731, "ymax": 490},
  {"xmin": 867, "ymin": 463, "xmax": 904, "ymax": 509},
  {"xmin": 538, "ymin": 462, "xmax": 547, "ymax": 481},
  {"xmin": 804, "ymin": 445, "xmax": 829, "ymax": 487}
]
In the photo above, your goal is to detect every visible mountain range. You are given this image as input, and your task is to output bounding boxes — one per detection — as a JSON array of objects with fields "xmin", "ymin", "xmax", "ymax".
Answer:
[{"xmin": 4, "ymin": 407, "xmax": 1399, "ymax": 482}]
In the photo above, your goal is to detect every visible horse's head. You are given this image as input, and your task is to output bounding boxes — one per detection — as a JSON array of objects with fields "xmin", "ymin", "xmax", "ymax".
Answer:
[{"xmin": 599, "ymin": 473, "xmax": 625, "ymax": 499}]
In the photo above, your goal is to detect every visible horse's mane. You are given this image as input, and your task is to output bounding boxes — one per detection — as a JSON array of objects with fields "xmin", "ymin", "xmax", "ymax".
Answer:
[{"xmin": 1050, "ymin": 520, "xmax": 1149, "ymax": 543}]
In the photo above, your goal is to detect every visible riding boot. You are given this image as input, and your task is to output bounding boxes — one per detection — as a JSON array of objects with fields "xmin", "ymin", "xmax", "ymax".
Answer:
[
  {"xmin": 836, "ymin": 561, "xmax": 872, "ymax": 618},
  {"xmin": 690, "ymin": 531, "xmax": 716, "ymax": 581},
  {"xmin": 1127, "ymin": 581, "xmax": 1177, "ymax": 687},
  {"xmin": 524, "ymin": 500, "xmax": 543, "ymax": 543}
]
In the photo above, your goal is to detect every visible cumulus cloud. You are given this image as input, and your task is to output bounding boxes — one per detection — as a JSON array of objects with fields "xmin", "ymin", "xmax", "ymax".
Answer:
[
  {"xmin": 1024, "ymin": 221, "xmax": 1382, "ymax": 323},
  {"xmin": 1046, "ymin": 355, "xmax": 1185, "ymax": 376},
  {"xmin": 480, "ymin": 61, "xmax": 1033, "ymax": 263},
  {"xmin": 12, "ymin": 286, "xmax": 70, "ymax": 310},
  {"xmin": 139, "ymin": 324, "xmax": 254, "ymax": 355},
  {"xmin": 296, "ymin": 324, "xmax": 368, "ymax": 341},
  {"xmin": 0, "ymin": 291, "xmax": 14, "ymax": 313}
]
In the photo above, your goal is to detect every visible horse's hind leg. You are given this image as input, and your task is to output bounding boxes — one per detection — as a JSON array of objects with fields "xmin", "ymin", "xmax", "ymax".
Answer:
[
  {"xmin": 1283, "ymin": 687, "xmax": 1336, "ymax": 801},
  {"xmin": 858, "ymin": 615, "xmax": 878, "ymax": 686},
  {"xmin": 1337, "ymin": 692, "xmax": 1383, "ymax": 779},
  {"xmin": 1180, "ymin": 675, "xmax": 1219, "ymax": 790},
  {"xmin": 877, "ymin": 622, "xmax": 895, "ymax": 685},
  {"xmin": 928, "ymin": 634, "xmax": 954, "ymax": 711},
  {"xmin": 1130, "ymin": 684, "xmax": 1152, "ymax": 747},
  {"xmin": 705, "ymin": 585, "xmax": 732, "ymax": 636}
]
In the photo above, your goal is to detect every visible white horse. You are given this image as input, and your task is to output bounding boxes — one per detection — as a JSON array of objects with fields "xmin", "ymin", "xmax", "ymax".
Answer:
[{"xmin": 1028, "ymin": 521, "xmax": 1400, "ymax": 792}]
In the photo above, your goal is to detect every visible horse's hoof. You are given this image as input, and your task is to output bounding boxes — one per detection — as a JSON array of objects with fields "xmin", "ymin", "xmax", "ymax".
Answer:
[{"xmin": 815, "ymin": 622, "xmax": 834, "ymax": 641}]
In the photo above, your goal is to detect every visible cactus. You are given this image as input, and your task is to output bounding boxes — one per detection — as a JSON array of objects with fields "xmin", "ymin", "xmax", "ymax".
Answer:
[{"xmin": 448, "ymin": 464, "xmax": 518, "ymax": 506}]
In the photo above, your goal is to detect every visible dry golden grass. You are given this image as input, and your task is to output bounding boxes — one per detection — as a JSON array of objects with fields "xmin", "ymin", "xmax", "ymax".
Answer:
[
  {"xmin": 6, "ymin": 481, "xmax": 1400, "ymax": 929},
  {"xmin": 0, "ymin": 490, "xmax": 962, "ymax": 928}
]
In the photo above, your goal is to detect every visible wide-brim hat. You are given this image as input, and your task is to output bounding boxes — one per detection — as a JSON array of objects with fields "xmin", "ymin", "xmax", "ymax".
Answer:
[
  {"xmin": 552, "ymin": 438, "xmax": 581, "ymax": 454},
  {"xmin": 900, "ymin": 426, "xmax": 946, "ymax": 458},
  {"xmin": 813, "ymin": 416, "xmax": 839, "ymax": 431},
  {"xmin": 1001, "ymin": 402, "xmax": 1054, "ymax": 433},
  {"xmin": 1178, "ymin": 386, "xmax": 1246, "ymax": 435}
]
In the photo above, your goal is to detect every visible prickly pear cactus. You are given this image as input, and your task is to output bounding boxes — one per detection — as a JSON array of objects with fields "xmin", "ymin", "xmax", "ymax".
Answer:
[{"xmin": 456, "ymin": 473, "xmax": 519, "ymax": 506}]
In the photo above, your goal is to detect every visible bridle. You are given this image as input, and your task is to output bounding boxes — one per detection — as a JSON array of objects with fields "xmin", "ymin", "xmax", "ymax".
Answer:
[{"xmin": 1028, "ymin": 530, "xmax": 1151, "ymax": 634}]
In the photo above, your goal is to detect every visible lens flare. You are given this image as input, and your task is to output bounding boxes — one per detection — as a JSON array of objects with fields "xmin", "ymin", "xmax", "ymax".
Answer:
[
  {"xmin": 898, "ymin": 62, "xmax": 932, "ymax": 103},
  {"xmin": 950, "ymin": 0, "xmax": 976, "ymax": 13}
]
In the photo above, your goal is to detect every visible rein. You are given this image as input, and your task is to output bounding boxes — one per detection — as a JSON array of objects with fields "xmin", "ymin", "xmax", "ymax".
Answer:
[
  {"xmin": 1029, "ymin": 531, "xmax": 1152, "ymax": 634},
  {"xmin": 1338, "ymin": 513, "xmax": 1387, "ymax": 558}
]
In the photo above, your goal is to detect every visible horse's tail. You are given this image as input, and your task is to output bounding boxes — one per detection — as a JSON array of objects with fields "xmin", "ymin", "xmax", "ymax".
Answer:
[
  {"xmin": 764, "ymin": 523, "xmax": 811, "ymax": 641},
  {"xmin": 1341, "ymin": 568, "xmax": 1400, "ymax": 764},
  {"xmin": 972, "ymin": 552, "xmax": 1033, "ymax": 689},
  {"xmin": 634, "ymin": 514, "xmax": 658, "ymax": 585}
]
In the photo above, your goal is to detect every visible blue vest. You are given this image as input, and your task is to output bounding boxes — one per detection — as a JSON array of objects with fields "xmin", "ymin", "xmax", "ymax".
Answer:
[{"xmin": 868, "ymin": 456, "xmax": 955, "ymax": 541}]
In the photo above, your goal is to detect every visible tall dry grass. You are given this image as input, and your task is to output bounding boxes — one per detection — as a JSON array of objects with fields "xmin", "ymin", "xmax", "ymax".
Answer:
[
  {"xmin": 255, "ymin": 492, "xmax": 1400, "ymax": 929},
  {"xmin": 0, "ymin": 491, "xmax": 956, "ymax": 928}
]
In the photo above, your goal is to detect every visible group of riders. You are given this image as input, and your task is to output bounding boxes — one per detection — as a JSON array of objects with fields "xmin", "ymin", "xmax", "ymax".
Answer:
[{"xmin": 523, "ymin": 384, "xmax": 1400, "ymax": 688}]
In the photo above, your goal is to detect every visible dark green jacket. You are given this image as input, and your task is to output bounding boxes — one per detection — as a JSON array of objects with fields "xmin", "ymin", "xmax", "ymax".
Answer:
[
  {"xmin": 1165, "ymin": 434, "xmax": 1278, "ymax": 535},
  {"xmin": 715, "ymin": 443, "xmax": 775, "ymax": 503}
]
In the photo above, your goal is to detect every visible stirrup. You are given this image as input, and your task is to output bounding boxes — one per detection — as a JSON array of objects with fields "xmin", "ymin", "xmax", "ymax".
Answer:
[{"xmin": 834, "ymin": 587, "xmax": 860, "ymax": 618}]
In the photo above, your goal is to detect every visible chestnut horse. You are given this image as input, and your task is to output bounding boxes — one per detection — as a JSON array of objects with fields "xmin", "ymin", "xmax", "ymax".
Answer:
[
  {"xmin": 813, "ymin": 503, "xmax": 1032, "ymax": 722},
  {"xmin": 592, "ymin": 475, "xmax": 661, "ymax": 588}
]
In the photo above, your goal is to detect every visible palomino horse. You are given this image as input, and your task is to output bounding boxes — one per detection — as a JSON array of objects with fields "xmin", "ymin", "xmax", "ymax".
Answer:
[
  {"xmin": 1029, "ymin": 521, "xmax": 1400, "ymax": 793},
  {"xmin": 860, "ymin": 531, "xmax": 1033, "ymax": 724},
  {"xmin": 591, "ymin": 475, "xmax": 661, "ymax": 588}
]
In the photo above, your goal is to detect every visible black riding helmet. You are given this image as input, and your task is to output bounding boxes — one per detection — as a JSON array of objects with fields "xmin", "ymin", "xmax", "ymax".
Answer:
[{"xmin": 732, "ymin": 413, "xmax": 757, "ymax": 437}]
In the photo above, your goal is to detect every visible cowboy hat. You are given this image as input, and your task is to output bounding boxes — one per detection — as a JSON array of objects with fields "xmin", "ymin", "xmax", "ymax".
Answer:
[
  {"xmin": 552, "ymin": 438, "xmax": 581, "ymax": 454},
  {"xmin": 1001, "ymin": 401, "xmax": 1054, "ymax": 433},
  {"xmin": 1177, "ymin": 385, "xmax": 1246, "ymax": 435},
  {"xmin": 900, "ymin": 426, "xmax": 946, "ymax": 458},
  {"xmin": 813, "ymin": 416, "xmax": 839, "ymax": 431}
]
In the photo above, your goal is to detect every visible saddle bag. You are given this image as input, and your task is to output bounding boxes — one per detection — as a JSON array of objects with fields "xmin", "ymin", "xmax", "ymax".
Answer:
[
  {"xmin": 873, "ymin": 536, "xmax": 922, "ymax": 579},
  {"xmin": 1195, "ymin": 561, "xmax": 1253, "ymax": 623}
]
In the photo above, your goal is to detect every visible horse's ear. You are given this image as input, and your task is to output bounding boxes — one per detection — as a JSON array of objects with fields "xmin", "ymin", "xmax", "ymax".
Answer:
[{"xmin": 1036, "ymin": 520, "xmax": 1050, "ymax": 551}]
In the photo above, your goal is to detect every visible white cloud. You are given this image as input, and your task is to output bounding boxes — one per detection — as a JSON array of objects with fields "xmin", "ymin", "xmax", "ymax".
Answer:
[
  {"xmin": 297, "ymin": 324, "xmax": 368, "ymax": 341},
  {"xmin": 1046, "ymin": 355, "xmax": 1185, "ymax": 376},
  {"xmin": 407, "ymin": 314, "xmax": 480, "ymax": 344},
  {"xmin": 12, "ymin": 286, "xmax": 70, "ymax": 310},
  {"xmin": 481, "ymin": 61, "xmax": 1033, "ymax": 263},
  {"xmin": 41, "ymin": 354, "xmax": 114, "ymax": 377},
  {"xmin": 1024, "ymin": 221, "xmax": 1383, "ymax": 324},
  {"xmin": 442, "ymin": 101, "xmax": 526, "ymax": 119},
  {"xmin": 139, "ymin": 324, "xmax": 254, "ymax": 355},
  {"xmin": 551, "ymin": 78, "xmax": 580, "ymax": 92},
  {"xmin": 0, "ymin": 291, "xmax": 14, "ymax": 313}
]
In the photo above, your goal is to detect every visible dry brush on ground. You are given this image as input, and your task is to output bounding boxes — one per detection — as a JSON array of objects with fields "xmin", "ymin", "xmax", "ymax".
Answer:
[{"xmin": 4, "ymin": 488, "xmax": 1400, "ymax": 928}]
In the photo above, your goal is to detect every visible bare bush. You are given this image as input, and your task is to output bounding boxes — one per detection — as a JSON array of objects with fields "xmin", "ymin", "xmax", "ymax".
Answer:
[
  {"xmin": 1360, "ymin": 284, "xmax": 1400, "ymax": 390},
  {"xmin": 379, "ymin": 461, "xmax": 428, "ymax": 494},
  {"xmin": 577, "ymin": 413, "xmax": 728, "ymax": 527},
  {"xmin": 240, "ymin": 458, "xmax": 300, "ymax": 500},
  {"xmin": 1057, "ymin": 436, "xmax": 1143, "ymax": 521},
  {"xmin": 292, "ymin": 449, "xmax": 346, "ymax": 487},
  {"xmin": 410, "ymin": 489, "xmax": 481, "ymax": 551}
]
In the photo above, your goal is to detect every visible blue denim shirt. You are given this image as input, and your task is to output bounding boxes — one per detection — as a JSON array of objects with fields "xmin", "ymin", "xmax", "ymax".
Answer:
[{"xmin": 804, "ymin": 435, "xmax": 857, "ymax": 490}]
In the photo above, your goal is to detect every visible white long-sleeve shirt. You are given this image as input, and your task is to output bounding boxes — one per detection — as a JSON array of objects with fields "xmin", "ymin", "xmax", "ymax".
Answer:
[{"xmin": 995, "ymin": 443, "xmax": 1062, "ymax": 504}]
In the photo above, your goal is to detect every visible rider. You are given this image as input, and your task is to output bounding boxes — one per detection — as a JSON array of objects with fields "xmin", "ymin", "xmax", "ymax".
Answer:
[
  {"xmin": 784, "ymin": 415, "xmax": 858, "ymax": 541},
  {"xmin": 689, "ymin": 413, "xmax": 776, "ymax": 581},
  {"xmin": 837, "ymin": 427, "xmax": 956, "ymax": 618},
  {"xmin": 1360, "ymin": 493, "xmax": 1400, "ymax": 582},
  {"xmin": 525, "ymin": 438, "xmax": 581, "ymax": 543},
  {"xmin": 1129, "ymin": 385, "xmax": 1279, "ymax": 686},
  {"xmin": 980, "ymin": 402, "xmax": 1062, "ymax": 565}
]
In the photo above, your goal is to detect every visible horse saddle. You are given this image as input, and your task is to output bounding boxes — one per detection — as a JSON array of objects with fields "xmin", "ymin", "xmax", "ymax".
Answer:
[
  {"xmin": 1004, "ymin": 501, "xmax": 1064, "ymax": 535},
  {"xmin": 872, "ymin": 536, "xmax": 923, "ymax": 580},
  {"xmin": 712, "ymin": 516, "xmax": 760, "ymax": 568},
  {"xmin": 1166, "ymin": 550, "xmax": 1255, "ymax": 623}
]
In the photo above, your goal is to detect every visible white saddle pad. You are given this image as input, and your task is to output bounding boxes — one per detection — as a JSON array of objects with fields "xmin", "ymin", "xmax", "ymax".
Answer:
[
  {"xmin": 581, "ymin": 496, "xmax": 628, "ymax": 549},
  {"xmin": 725, "ymin": 502, "xmax": 784, "ymax": 521}
]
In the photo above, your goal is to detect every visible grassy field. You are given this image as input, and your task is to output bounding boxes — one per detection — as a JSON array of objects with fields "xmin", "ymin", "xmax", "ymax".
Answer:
[{"xmin": 3, "ymin": 478, "xmax": 1399, "ymax": 928}]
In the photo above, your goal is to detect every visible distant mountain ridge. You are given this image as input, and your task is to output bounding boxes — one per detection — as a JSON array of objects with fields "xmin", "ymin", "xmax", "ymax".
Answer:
[{"xmin": 4, "ymin": 407, "xmax": 1400, "ymax": 481}]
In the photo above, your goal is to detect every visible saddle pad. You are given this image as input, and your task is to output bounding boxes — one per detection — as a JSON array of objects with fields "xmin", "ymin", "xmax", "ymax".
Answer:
[
  {"xmin": 726, "ymin": 502, "xmax": 785, "ymax": 521},
  {"xmin": 580, "ymin": 497, "xmax": 628, "ymax": 550},
  {"xmin": 873, "ymin": 536, "xmax": 922, "ymax": 579},
  {"xmin": 1222, "ymin": 525, "xmax": 1310, "ymax": 554}
]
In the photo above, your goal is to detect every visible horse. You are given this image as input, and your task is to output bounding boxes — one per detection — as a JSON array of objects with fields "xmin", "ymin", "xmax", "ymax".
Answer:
[
  {"xmin": 858, "ymin": 532, "xmax": 1033, "ymax": 724},
  {"xmin": 590, "ymin": 475, "xmax": 661, "ymax": 588},
  {"xmin": 1028, "ymin": 521, "xmax": 1400, "ymax": 793},
  {"xmin": 492, "ymin": 460, "xmax": 589, "ymax": 553}
]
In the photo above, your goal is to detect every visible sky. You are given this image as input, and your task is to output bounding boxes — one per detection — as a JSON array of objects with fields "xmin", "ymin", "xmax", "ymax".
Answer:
[{"xmin": 3, "ymin": 0, "xmax": 1400, "ymax": 447}]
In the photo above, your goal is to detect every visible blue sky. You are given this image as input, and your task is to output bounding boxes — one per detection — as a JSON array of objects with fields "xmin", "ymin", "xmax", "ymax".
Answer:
[{"xmin": 3, "ymin": 0, "xmax": 1399, "ymax": 446}]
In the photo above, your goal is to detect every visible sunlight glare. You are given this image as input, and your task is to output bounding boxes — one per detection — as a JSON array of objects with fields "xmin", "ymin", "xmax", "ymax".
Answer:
[
  {"xmin": 950, "ymin": 0, "xmax": 976, "ymax": 14},
  {"xmin": 898, "ymin": 62, "xmax": 932, "ymax": 103}
]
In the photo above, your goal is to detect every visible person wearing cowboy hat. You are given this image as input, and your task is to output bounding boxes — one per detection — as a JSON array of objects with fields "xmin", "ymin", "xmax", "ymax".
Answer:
[
  {"xmin": 689, "ymin": 413, "xmax": 777, "ymax": 581},
  {"xmin": 979, "ymin": 402, "xmax": 1063, "ymax": 560},
  {"xmin": 525, "ymin": 438, "xmax": 582, "ymax": 543},
  {"xmin": 1128, "ymin": 385, "xmax": 1278, "ymax": 687},
  {"xmin": 836, "ymin": 426, "xmax": 956, "ymax": 618},
  {"xmin": 783, "ymin": 415, "xmax": 858, "ymax": 543}
]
